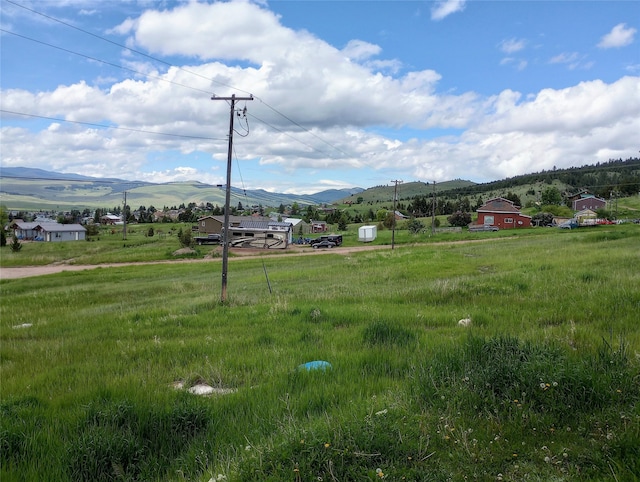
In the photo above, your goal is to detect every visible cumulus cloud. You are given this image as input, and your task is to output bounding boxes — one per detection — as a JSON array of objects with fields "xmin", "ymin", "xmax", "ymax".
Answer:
[
  {"xmin": 598, "ymin": 23, "xmax": 636, "ymax": 49},
  {"xmin": 431, "ymin": 0, "xmax": 466, "ymax": 21},
  {"xmin": 1, "ymin": 1, "xmax": 638, "ymax": 190}
]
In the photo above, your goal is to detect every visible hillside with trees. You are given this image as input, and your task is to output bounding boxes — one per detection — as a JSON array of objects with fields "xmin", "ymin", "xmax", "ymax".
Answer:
[{"xmin": 337, "ymin": 158, "xmax": 640, "ymax": 220}]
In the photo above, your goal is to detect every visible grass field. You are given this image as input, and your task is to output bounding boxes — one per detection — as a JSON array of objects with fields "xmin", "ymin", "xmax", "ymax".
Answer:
[{"xmin": 1, "ymin": 224, "xmax": 639, "ymax": 481}]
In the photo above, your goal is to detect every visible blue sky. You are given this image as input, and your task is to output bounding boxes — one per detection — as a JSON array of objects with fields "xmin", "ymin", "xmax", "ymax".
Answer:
[{"xmin": 1, "ymin": 0, "xmax": 638, "ymax": 194}]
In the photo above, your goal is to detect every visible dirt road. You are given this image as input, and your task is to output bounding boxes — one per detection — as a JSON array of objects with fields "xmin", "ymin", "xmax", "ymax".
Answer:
[{"xmin": 0, "ymin": 244, "xmax": 389, "ymax": 280}]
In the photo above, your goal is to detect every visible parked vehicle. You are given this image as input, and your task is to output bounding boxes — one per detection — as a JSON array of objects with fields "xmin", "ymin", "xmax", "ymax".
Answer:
[
  {"xmin": 558, "ymin": 219, "xmax": 578, "ymax": 229},
  {"xmin": 310, "ymin": 234, "xmax": 343, "ymax": 246},
  {"xmin": 468, "ymin": 224, "xmax": 499, "ymax": 232},
  {"xmin": 228, "ymin": 229, "xmax": 288, "ymax": 249},
  {"xmin": 194, "ymin": 234, "xmax": 222, "ymax": 245},
  {"xmin": 312, "ymin": 240, "xmax": 336, "ymax": 249}
]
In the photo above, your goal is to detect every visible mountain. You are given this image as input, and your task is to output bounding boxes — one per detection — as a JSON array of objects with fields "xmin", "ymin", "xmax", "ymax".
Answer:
[{"xmin": 0, "ymin": 167, "xmax": 363, "ymax": 210}]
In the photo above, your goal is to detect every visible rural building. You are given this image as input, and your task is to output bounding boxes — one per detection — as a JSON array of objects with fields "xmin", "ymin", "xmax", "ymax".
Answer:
[
  {"xmin": 283, "ymin": 217, "xmax": 310, "ymax": 235},
  {"xmin": 575, "ymin": 209, "xmax": 597, "ymax": 226},
  {"xmin": 197, "ymin": 215, "xmax": 270, "ymax": 235},
  {"xmin": 100, "ymin": 213, "xmax": 122, "ymax": 225},
  {"xmin": 572, "ymin": 194, "xmax": 606, "ymax": 211},
  {"xmin": 310, "ymin": 220, "xmax": 328, "ymax": 233},
  {"xmin": 9, "ymin": 221, "xmax": 86, "ymax": 241},
  {"xmin": 475, "ymin": 197, "xmax": 532, "ymax": 229}
]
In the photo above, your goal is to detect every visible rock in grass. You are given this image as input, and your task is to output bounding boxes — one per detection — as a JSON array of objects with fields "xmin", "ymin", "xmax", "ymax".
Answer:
[
  {"xmin": 187, "ymin": 384, "xmax": 237, "ymax": 396},
  {"xmin": 458, "ymin": 318, "xmax": 472, "ymax": 327}
]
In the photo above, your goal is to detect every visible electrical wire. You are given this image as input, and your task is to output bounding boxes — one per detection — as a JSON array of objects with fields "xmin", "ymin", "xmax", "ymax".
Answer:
[
  {"xmin": 0, "ymin": 109, "xmax": 225, "ymax": 141},
  {"xmin": 4, "ymin": 0, "xmax": 352, "ymax": 159},
  {"xmin": 0, "ymin": 29, "xmax": 214, "ymax": 96}
]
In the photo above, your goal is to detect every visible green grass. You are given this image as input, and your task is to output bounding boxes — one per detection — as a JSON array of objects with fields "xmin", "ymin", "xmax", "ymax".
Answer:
[{"xmin": 1, "ymin": 224, "xmax": 639, "ymax": 481}]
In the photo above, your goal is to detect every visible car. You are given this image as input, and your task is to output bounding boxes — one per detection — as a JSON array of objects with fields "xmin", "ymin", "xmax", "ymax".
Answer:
[
  {"xmin": 468, "ymin": 224, "xmax": 499, "ymax": 232},
  {"xmin": 312, "ymin": 240, "xmax": 336, "ymax": 249}
]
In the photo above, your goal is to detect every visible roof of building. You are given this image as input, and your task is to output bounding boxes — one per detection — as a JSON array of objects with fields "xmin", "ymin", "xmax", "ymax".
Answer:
[
  {"xmin": 198, "ymin": 215, "xmax": 270, "ymax": 223},
  {"xmin": 477, "ymin": 197, "xmax": 522, "ymax": 214},
  {"xmin": 10, "ymin": 221, "xmax": 85, "ymax": 232},
  {"xmin": 39, "ymin": 223, "xmax": 86, "ymax": 232},
  {"xmin": 238, "ymin": 220, "xmax": 292, "ymax": 230}
]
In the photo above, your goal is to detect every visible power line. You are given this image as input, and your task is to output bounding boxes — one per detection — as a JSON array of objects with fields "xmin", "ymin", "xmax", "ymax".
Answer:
[
  {"xmin": 4, "ymin": 0, "xmax": 245, "ymax": 96},
  {"xmin": 5, "ymin": 0, "xmax": 351, "ymax": 159},
  {"xmin": 0, "ymin": 28, "xmax": 214, "ymax": 96},
  {"xmin": 0, "ymin": 109, "xmax": 225, "ymax": 141}
]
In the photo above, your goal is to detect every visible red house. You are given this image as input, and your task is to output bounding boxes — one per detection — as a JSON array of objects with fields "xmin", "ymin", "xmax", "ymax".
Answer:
[{"xmin": 475, "ymin": 197, "xmax": 531, "ymax": 229}]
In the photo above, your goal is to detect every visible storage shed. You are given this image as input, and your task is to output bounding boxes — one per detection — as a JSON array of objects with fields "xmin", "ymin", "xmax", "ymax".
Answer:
[{"xmin": 358, "ymin": 225, "xmax": 377, "ymax": 242}]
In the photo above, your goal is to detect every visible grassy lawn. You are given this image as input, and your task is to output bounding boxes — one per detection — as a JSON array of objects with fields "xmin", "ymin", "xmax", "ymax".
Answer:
[{"xmin": 1, "ymin": 224, "xmax": 639, "ymax": 481}]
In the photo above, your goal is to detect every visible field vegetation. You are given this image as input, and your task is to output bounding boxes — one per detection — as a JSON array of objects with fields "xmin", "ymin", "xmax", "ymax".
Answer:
[{"xmin": 1, "ymin": 223, "xmax": 639, "ymax": 481}]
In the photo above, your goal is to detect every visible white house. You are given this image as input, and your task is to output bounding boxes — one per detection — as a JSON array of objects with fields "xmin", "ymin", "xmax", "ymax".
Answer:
[{"xmin": 10, "ymin": 221, "xmax": 86, "ymax": 242}]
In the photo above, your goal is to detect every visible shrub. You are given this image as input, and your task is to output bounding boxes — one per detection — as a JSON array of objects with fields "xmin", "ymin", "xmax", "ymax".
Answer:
[
  {"xmin": 10, "ymin": 236, "xmax": 22, "ymax": 252},
  {"xmin": 447, "ymin": 211, "xmax": 472, "ymax": 227}
]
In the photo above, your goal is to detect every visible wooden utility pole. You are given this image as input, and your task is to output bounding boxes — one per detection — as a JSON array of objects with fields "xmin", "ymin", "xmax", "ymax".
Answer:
[
  {"xmin": 211, "ymin": 94, "xmax": 253, "ymax": 303},
  {"xmin": 390, "ymin": 180, "xmax": 402, "ymax": 250},
  {"xmin": 123, "ymin": 191, "xmax": 127, "ymax": 240},
  {"xmin": 432, "ymin": 181, "xmax": 436, "ymax": 235}
]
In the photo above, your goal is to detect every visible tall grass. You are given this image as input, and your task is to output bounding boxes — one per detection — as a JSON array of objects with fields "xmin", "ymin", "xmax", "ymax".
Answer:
[{"xmin": 1, "ymin": 225, "xmax": 639, "ymax": 480}]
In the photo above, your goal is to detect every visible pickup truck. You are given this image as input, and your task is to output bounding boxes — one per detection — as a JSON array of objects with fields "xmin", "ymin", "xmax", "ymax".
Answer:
[
  {"xmin": 193, "ymin": 234, "xmax": 222, "ymax": 245},
  {"xmin": 468, "ymin": 224, "xmax": 499, "ymax": 232}
]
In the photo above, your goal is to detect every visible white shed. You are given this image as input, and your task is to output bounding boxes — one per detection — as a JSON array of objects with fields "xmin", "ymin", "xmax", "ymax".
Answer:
[{"xmin": 358, "ymin": 225, "xmax": 377, "ymax": 242}]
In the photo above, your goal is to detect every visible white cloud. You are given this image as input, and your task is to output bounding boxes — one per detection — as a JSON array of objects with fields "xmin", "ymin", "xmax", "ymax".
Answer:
[
  {"xmin": 341, "ymin": 40, "xmax": 382, "ymax": 61},
  {"xmin": 549, "ymin": 52, "xmax": 592, "ymax": 71},
  {"xmin": 598, "ymin": 23, "xmax": 637, "ymax": 49},
  {"xmin": 499, "ymin": 38, "xmax": 526, "ymax": 54},
  {"xmin": 431, "ymin": 0, "xmax": 466, "ymax": 21},
  {"xmin": 1, "ymin": 1, "xmax": 638, "ymax": 191}
]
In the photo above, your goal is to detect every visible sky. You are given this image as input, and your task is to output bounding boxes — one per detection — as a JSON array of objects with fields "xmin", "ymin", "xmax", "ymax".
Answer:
[{"xmin": 1, "ymin": 0, "xmax": 639, "ymax": 195}]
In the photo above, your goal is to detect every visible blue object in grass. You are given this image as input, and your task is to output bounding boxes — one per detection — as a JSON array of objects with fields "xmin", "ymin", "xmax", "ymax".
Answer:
[{"xmin": 298, "ymin": 360, "xmax": 332, "ymax": 371}]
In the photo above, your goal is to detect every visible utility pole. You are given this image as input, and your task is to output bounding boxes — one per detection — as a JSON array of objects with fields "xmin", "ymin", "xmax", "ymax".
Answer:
[
  {"xmin": 390, "ymin": 180, "xmax": 402, "ymax": 250},
  {"xmin": 431, "ymin": 181, "xmax": 436, "ymax": 235},
  {"xmin": 123, "ymin": 191, "xmax": 127, "ymax": 240},
  {"xmin": 211, "ymin": 93, "xmax": 253, "ymax": 303}
]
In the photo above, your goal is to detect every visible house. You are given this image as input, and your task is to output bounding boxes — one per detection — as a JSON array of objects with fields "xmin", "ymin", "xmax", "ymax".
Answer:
[
  {"xmin": 572, "ymin": 194, "xmax": 606, "ymax": 211},
  {"xmin": 9, "ymin": 221, "xmax": 86, "ymax": 242},
  {"xmin": 283, "ymin": 218, "xmax": 309, "ymax": 235},
  {"xmin": 475, "ymin": 197, "xmax": 531, "ymax": 229},
  {"xmin": 310, "ymin": 220, "xmax": 327, "ymax": 233},
  {"xmin": 100, "ymin": 213, "xmax": 122, "ymax": 225},
  {"xmin": 9, "ymin": 221, "xmax": 40, "ymax": 240},
  {"xmin": 575, "ymin": 209, "xmax": 597, "ymax": 226},
  {"xmin": 196, "ymin": 215, "xmax": 271, "ymax": 235},
  {"xmin": 37, "ymin": 223, "xmax": 86, "ymax": 242}
]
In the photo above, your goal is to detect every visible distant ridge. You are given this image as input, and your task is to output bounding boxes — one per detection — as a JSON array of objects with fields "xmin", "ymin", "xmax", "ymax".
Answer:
[{"xmin": 0, "ymin": 167, "xmax": 363, "ymax": 210}]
